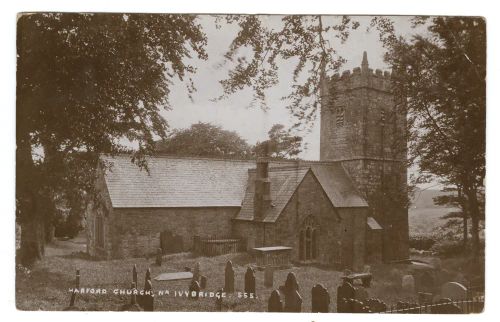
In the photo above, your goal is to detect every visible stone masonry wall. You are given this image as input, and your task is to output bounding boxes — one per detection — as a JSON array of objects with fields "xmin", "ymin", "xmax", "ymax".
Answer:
[
  {"xmin": 233, "ymin": 171, "xmax": 368, "ymax": 270},
  {"xmin": 319, "ymin": 58, "xmax": 409, "ymax": 261},
  {"xmin": 109, "ymin": 207, "xmax": 238, "ymax": 259}
]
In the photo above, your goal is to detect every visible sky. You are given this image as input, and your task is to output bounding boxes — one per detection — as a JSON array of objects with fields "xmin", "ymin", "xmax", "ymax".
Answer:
[{"xmin": 163, "ymin": 15, "xmax": 424, "ymax": 160}]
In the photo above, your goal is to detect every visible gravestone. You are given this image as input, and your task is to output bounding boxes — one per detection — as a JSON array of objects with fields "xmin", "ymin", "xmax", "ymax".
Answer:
[
  {"xmin": 132, "ymin": 265, "xmax": 138, "ymax": 289},
  {"xmin": 284, "ymin": 272, "xmax": 299, "ymax": 293},
  {"xmin": 441, "ymin": 282, "xmax": 467, "ymax": 300},
  {"xmin": 311, "ymin": 284, "xmax": 330, "ymax": 313},
  {"xmin": 365, "ymin": 298, "xmax": 387, "ymax": 313},
  {"xmin": 430, "ymin": 257, "xmax": 442, "ymax": 270},
  {"xmin": 244, "ymin": 267, "xmax": 256, "ymax": 295},
  {"xmin": 225, "ymin": 261, "xmax": 235, "ymax": 293},
  {"xmin": 264, "ymin": 266, "xmax": 274, "ymax": 288},
  {"xmin": 155, "ymin": 248, "xmax": 162, "ymax": 266},
  {"xmin": 215, "ymin": 288, "xmax": 224, "ymax": 311},
  {"xmin": 268, "ymin": 290, "xmax": 283, "ymax": 312},
  {"xmin": 193, "ymin": 262, "xmax": 201, "ymax": 281},
  {"xmin": 200, "ymin": 275, "xmax": 207, "ymax": 289},
  {"xmin": 143, "ymin": 279, "xmax": 154, "ymax": 311},
  {"xmin": 145, "ymin": 268, "xmax": 151, "ymax": 289},
  {"xmin": 402, "ymin": 275, "xmax": 415, "ymax": 293},
  {"xmin": 354, "ymin": 286, "xmax": 368, "ymax": 302},
  {"xmin": 120, "ymin": 282, "xmax": 143, "ymax": 311},
  {"xmin": 337, "ymin": 280, "xmax": 355, "ymax": 311},
  {"xmin": 418, "ymin": 292, "xmax": 433, "ymax": 304},
  {"xmin": 284, "ymin": 290, "xmax": 302, "ymax": 312},
  {"xmin": 189, "ymin": 280, "xmax": 200, "ymax": 299},
  {"xmin": 417, "ymin": 270, "xmax": 436, "ymax": 292}
]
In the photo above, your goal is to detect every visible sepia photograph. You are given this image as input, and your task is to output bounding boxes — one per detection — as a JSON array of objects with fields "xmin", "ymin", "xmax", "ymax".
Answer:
[{"xmin": 14, "ymin": 11, "xmax": 486, "ymax": 314}]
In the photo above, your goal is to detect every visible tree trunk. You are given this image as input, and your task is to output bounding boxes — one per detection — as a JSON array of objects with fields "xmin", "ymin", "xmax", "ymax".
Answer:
[
  {"xmin": 464, "ymin": 186, "xmax": 481, "ymax": 261},
  {"xmin": 16, "ymin": 128, "xmax": 46, "ymax": 266},
  {"xmin": 457, "ymin": 188, "xmax": 468, "ymax": 248}
]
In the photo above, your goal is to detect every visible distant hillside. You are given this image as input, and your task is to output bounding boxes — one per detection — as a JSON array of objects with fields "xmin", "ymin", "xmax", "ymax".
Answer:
[{"xmin": 410, "ymin": 188, "xmax": 455, "ymax": 209}]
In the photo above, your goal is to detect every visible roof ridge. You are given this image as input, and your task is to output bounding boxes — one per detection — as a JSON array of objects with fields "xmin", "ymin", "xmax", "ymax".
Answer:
[{"xmin": 100, "ymin": 152, "xmax": 341, "ymax": 164}]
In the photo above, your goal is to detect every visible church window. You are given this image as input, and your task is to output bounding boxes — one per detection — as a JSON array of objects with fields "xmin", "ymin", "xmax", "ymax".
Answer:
[
  {"xmin": 336, "ymin": 107, "xmax": 345, "ymax": 127},
  {"xmin": 299, "ymin": 215, "xmax": 318, "ymax": 261}
]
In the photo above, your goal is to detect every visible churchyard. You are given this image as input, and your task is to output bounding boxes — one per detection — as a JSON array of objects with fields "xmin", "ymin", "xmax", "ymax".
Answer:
[{"xmin": 16, "ymin": 235, "xmax": 484, "ymax": 312}]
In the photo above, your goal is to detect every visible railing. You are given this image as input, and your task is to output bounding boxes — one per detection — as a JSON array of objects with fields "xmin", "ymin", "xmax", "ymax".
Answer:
[
  {"xmin": 384, "ymin": 296, "xmax": 484, "ymax": 314},
  {"xmin": 193, "ymin": 235, "xmax": 241, "ymax": 256}
]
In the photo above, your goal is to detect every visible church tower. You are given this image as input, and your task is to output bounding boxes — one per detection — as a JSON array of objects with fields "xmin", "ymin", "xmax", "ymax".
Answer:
[{"xmin": 320, "ymin": 52, "xmax": 409, "ymax": 261}]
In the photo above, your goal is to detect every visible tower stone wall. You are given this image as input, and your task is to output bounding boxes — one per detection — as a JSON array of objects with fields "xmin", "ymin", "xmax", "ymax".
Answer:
[{"xmin": 320, "ymin": 52, "xmax": 409, "ymax": 261}]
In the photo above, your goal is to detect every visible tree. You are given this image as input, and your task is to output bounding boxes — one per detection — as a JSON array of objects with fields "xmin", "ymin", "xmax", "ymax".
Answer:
[
  {"xmin": 16, "ymin": 13, "xmax": 208, "ymax": 265},
  {"xmin": 376, "ymin": 17, "xmax": 486, "ymax": 259},
  {"xmin": 155, "ymin": 122, "xmax": 253, "ymax": 158},
  {"xmin": 216, "ymin": 15, "xmax": 359, "ymax": 128},
  {"xmin": 254, "ymin": 124, "xmax": 303, "ymax": 159}
]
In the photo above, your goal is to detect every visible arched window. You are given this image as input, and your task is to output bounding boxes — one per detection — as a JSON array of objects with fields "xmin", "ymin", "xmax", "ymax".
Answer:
[{"xmin": 299, "ymin": 216, "xmax": 318, "ymax": 261}]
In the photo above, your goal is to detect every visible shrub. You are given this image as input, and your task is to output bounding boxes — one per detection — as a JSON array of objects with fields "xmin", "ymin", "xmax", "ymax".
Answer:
[
  {"xmin": 409, "ymin": 234, "xmax": 436, "ymax": 250},
  {"xmin": 430, "ymin": 239, "xmax": 465, "ymax": 256}
]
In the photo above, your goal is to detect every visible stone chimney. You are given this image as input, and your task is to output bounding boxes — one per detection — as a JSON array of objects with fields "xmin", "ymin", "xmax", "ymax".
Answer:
[{"xmin": 254, "ymin": 143, "xmax": 272, "ymax": 221}]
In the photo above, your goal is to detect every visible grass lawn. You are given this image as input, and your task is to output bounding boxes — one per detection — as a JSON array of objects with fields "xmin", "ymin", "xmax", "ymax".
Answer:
[{"xmin": 16, "ymin": 237, "xmax": 482, "ymax": 312}]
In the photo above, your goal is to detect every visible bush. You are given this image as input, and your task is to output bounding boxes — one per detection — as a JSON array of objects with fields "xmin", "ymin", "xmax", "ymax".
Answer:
[
  {"xmin": 409, "ymin": 234, "xmax": 436, "ymax": 250},
  {"xmin": 430, "ymin": 239, "xmax": 465, "ymax": 256}
]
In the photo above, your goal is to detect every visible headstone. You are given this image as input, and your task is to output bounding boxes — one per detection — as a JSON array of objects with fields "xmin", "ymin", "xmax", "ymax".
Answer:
[
  {"xmin": 143, "ymin": 279, "xmax": 154, "ymax": 311},
  {"xmin": 284, "ymin": 272, "xmax": 299, "ymax": 293},
  {"xmin": 417, "ymin": 270, "xmax": 436, "ymax": 292},
  {"xmin": 130, "ymin": 282, "xmax": 138, "ymax": 305},
  {"xmin": 144, "ymin": 268, "xmax": 151, "ymax": 289},
  {"xmin": 402, "ymin": 275, "xmax": 415, "ymax": 293},
  {"xmin": 354, "ymin": 286, "xmax": 368, "ymax": 302},
  {"xmin": 68, "ymin": 269, "xmax": 80, "ymax": 308},
  {"xmin": 193, "ymin": 262, "xmax": 201, "ymax": 281},
  {"xmin": 311, "ymin": 284, "xmax": 330, "ymax": 313},
  {"xmin": 418, "ymin": 292, "xmax": 433, "ymax": 304},
  {"xmin": 430, "ymin": 257, "xmax": 442, "ymax": 270},
  {"xmin": 268, "ymin": 290, "xmax": 283, "ymax": 312},
  {"xmin": 200, "ymin": 275, "xmax": 207, "ymax": 289},
  {"xmin": 284, "ymin": 290, "xmax": 302, "ymax": 312},
  {"xmin": 189, "ymin": 279, "xmax": 200, "ymax": 299},
  {"xmin": 225, "ymin": 261, "xmax": 235, "ymax": 293},
  {"xmin": 441, "ymin": 282, "xmax": 467, "ymax": 300},
  {"xmin": 244, "ymin": 266, "xmax": 256, "ymax": 295},
  {"xmin": 132, "ymin": 265, "xmax": 138, "ymax": 288},
  {"xmin": 155, "ymin": 248, "xmax": 162, "ymax": 266},
  {"xmin": 337, "ymin": 279, "xmax": 355, "ymax": 311},
  {"xmin": 215, "ymin": 288, "xmax": 224, "ymax": 311},
  {"xmin": 264, "ymin": 266, "xmax": 274, "ymax": 288},
  {"xmin": 120, "ymin": 282, "xmax": 143, "ymax": 311}
]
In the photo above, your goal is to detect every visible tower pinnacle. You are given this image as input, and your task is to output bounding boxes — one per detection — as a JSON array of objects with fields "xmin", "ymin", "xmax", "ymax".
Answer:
[{"xmin": 361, "ymin": 51, "xmax": 369, "ymax": 73}]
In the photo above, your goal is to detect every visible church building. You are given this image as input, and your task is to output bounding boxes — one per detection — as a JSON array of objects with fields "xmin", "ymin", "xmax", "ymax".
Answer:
[{"xmin": 86, "ymin": 52, "xmax": 409, "ymax": 270}]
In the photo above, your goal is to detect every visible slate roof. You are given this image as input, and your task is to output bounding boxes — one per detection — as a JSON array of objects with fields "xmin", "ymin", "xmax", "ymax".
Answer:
[
  {"xmin": 100, "ymin": 155, "xmax": 367, "ymax": 213},
  {"xmin": 101, "ymin": 155, "xmax": 255, "ymax": 208},
  {"xmin": 235, "ymin": 166, "xmax": 310, "ymax": 222},
  {"xmin": 235, "ymin": 163, "xmax": 367, "ymax": 222}
]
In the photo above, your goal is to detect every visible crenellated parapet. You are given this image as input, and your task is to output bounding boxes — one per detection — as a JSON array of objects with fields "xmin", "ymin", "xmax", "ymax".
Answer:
[{"xmin": 328, "ymin": 52, "xmax": 393, "ymax": 93}]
